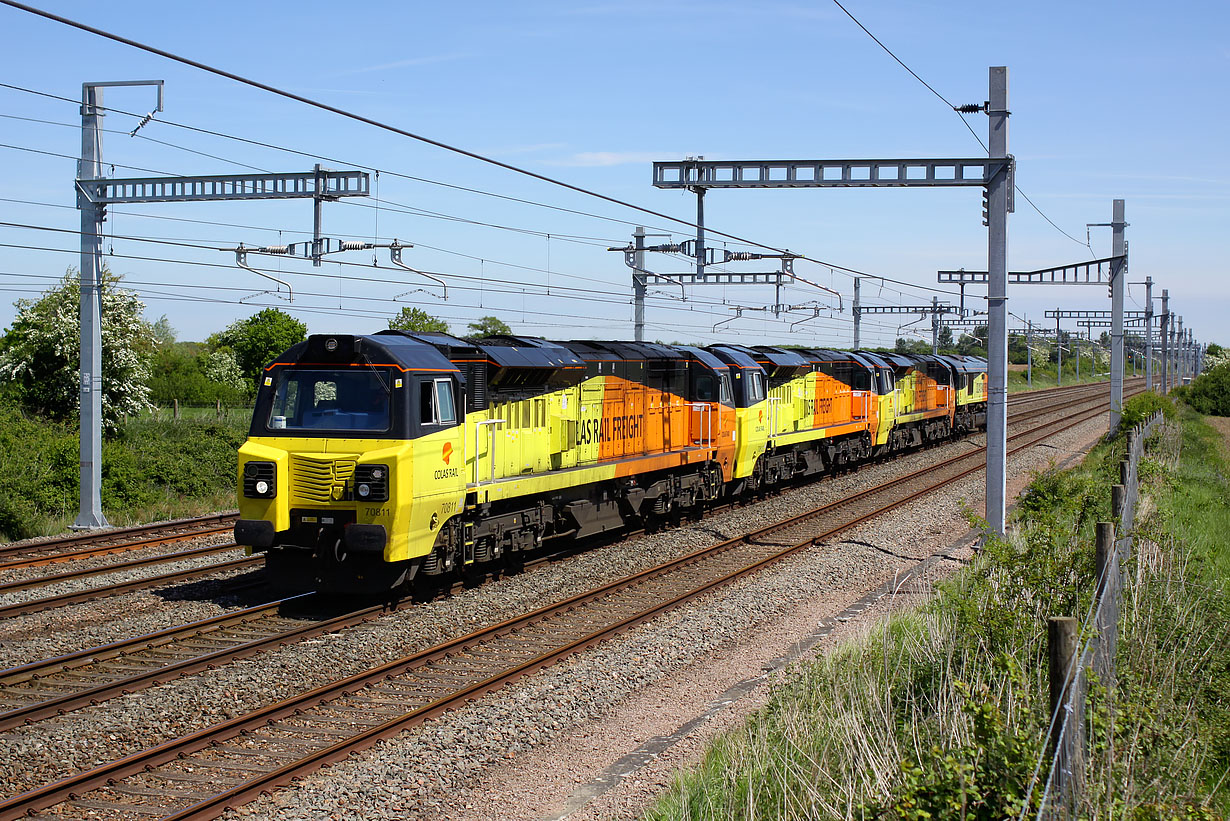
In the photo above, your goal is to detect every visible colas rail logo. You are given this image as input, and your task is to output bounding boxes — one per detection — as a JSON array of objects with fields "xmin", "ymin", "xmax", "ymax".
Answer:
[{"xmin": 434, "ymin": 441, "xmax": 459, "ymax": 480}]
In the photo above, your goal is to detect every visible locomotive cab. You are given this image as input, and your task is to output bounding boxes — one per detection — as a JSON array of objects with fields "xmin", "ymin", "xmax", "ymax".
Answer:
[{"xmin": 235, "ymin": 333, "xmax": 465, "ymax": 593}]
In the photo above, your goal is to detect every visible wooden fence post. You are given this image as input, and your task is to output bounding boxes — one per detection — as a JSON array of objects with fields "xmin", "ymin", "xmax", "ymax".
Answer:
[
  {"xmin": 173, "ymin": 399, "xmax": 180, "ymax": 421},
  {"xmin": 1048, "ymin": 616, "xmax": 1078, "ymax": 758},
  {"xmin": 1095, "ymin": 522, "xmax": 1114, "ymax": 599}
]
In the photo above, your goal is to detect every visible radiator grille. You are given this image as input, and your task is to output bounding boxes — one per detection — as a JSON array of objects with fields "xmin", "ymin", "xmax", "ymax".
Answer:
[{"xmin": 290, "ymin": 454, "xmax": 356, "ymax": 504}]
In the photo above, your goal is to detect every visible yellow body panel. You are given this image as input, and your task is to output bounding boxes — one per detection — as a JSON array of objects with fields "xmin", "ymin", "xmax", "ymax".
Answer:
[
  {"xmin": 731, "ymin": 400, "xmax": 769, "ymax": 480},
  {"xmin": 239, "ymin": 425, "xmax": 466, "ymax": 564}
]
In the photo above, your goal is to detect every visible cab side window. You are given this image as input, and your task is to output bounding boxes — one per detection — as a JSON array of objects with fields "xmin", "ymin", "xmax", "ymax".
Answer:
[
  {"xmin": 435, "ymin": 380, "xmax": 457, "ymax": 424},
  {"xmin": 694, "ymin": 374, "xmax": 716, "ymax": 402},
  {"xmin": 747, "ymin": 372, "xmax": 765, "ymax": 403},
  {"xmin": 420, "ymin": 378, "xmax": 459, "ymax": 427}
]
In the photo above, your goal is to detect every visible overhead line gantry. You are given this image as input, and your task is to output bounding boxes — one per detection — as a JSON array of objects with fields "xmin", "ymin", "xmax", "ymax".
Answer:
[{"xmin": 648, "ymin": 68, "xmax": 1014, "ymax": 536}]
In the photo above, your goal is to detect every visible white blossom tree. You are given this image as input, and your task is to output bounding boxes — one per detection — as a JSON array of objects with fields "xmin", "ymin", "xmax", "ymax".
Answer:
[
  {"xmin": 0, "ymin": 267, "xmax": 155, "ymax": 431},
  {"xmin": 202, "ymin": 349, "xmax": 248, "ymax": 395}
]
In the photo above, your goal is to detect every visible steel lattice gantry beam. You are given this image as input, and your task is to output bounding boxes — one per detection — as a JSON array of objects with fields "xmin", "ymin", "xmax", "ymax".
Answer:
[
  {"xmin": 81, "ymin": 170, "xmax": 370, "ymax": 204},
  {"xmin": 938, "ymin": 200, "xmax": 1131, "ymax": 431},
  {"xmin": 648, "ymin": 68, "xmax": 1014, "ymax": 537},
  {"xmin": 857, "ymin": 300, "xmax": 966, "ymax": 354},
  {"xmin": 1044, "ymin": 309, "xmax": 1145, "ymax": 319},
  {"xmin": 71, "ymin": 81, "xmax": 370, "ymax": 530},
  {"xmin": 938, "ymin": 256, "xmax": 1124, "ymax": 285},
  {"xmin": 653, "ymin": 157, "xmax": 1012, "ymax": 191}
]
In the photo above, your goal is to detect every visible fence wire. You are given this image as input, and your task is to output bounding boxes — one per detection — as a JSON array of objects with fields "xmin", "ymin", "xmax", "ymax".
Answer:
[{"xmin": 1020, "ymin": 411, "xmax": 1163, "ymax": 820}]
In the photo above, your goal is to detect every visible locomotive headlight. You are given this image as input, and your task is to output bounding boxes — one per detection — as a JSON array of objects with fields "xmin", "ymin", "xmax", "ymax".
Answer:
[
  {"xmin": 353, "ymin": 464, "xmax": 389, "ymax": 502},
  {"xmin": 242, "ymin": 461, "xmax": 276, "ymax": 498}
]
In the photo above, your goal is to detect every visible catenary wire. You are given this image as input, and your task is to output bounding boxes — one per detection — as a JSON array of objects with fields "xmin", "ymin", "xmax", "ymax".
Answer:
[
  {"xmin": 0, "ymin": 218, "xmax": 966, "ymax": 326},
  {"xmin": 0, "ymin": 13, "xmax": 971, "ymax": 299},
  {"xmin": 831, "ymin": 0, "xmax": 1091, "ymax": 251}
]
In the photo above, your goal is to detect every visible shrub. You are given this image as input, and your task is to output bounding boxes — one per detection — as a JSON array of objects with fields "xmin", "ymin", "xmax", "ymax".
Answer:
[
  {"xmin": 0, "ymin": 408, "xmax": 247, "ymax": 540},
  {"xmin": 1181, "ymin": 362, "xmax": 1230, "ymax": 416},
  {"xmin": 1119, "ymin": 391, "xmax": 1175, "ymax": 429}
]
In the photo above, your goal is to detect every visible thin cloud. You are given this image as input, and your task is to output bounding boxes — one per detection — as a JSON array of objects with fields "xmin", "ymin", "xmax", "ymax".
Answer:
[
  {"xmin": 333, "ymin": 53, "xmax": 474, "ymax": 77},
  {"xmin": 485, "ymin": 142, "xmax": 570, "ymax": 157},
  {"xmin": 545, "ymin": 151, "xmax": 668, "ymax": 167}
]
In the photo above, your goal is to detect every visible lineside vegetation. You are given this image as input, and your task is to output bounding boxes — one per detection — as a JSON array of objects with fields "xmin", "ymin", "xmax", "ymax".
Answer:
[
  {"xmin": 644, "ymin": 395, "xmax": 1229, "ymax": 820},
  {"xmin": 0, "ymin": 407, "xmax": 249, "ymax": 541}
]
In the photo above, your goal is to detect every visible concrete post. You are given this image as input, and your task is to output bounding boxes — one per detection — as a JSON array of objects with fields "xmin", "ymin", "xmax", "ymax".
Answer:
[
  {"xmin": 73, "ymin": 84, "xmax": 109, "ymax": 530},
  {"xmin": 1109, "ymin": 200, "xmax": 1126, "ymax": 431},
  {"xmin": 632, "ymin": 226, "xmax": 646, "ymax": 342},
  {"xmin": 985, "ymin": 66, "xmax": 1011, "ymax": 536}
]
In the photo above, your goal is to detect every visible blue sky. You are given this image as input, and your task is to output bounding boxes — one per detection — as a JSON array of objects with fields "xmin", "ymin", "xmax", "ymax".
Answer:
[{"xmin": 1, "ymin": 0, "xmax": 1226, "ymax": 350}]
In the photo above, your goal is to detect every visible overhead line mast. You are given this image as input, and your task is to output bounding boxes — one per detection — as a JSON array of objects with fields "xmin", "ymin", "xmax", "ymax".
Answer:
[
  {"xmin": 71, "ymin": 81, "xmax": 371, "ymax": 530},
  {"xmin": 649, "ymin": 67, "xmax": 1014, "ymax": 535}
]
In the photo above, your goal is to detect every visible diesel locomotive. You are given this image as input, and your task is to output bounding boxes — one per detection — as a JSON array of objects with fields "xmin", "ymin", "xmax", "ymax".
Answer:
[{"xmin": 235, "ymin": 332, "xmax": 987, "ymax": 593}]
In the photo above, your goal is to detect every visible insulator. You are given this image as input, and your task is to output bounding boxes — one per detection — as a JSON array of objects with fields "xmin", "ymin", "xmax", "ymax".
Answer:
[
  {"xmin": 339, "ymin": 241, "xmax": 367, "ymax": 252},
  {"xmin": 262, "ymin": 245, "xmax": 290, "ymax": 254},
  {"xmin": 954, "ymin": 103, "xmax": 983, "ymax": 114}
]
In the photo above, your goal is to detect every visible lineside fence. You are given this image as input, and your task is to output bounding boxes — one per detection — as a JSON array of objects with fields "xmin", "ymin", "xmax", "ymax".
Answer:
[
  {"xmin": 146, "ymin": 399, "xmax": 253, "ymax": 423},
  {"xmin": 1021, "ymin": 410, "xmax": 1166, "ymax": 819}
]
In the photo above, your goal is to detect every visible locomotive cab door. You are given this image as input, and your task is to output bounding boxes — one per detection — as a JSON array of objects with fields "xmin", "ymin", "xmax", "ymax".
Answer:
[{"xmin": 409, "ymin": 373, "xmax": 466, "ymax": 560}]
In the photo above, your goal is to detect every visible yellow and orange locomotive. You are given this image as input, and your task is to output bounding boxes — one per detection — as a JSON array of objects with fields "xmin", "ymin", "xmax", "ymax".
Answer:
[{"xmin": 235, "ymin": 332, "xmax": 986, "ymax": 592}]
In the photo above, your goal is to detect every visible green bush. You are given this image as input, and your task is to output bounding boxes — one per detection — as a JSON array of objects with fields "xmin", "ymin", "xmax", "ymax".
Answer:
[
  {"xmin": 1119, "ymin": 391, "xmax": 1175, "ymax": 430},
  {"xmin": 0, "ymin": 408, "xmax": 247, "ymax": 540},
  {"xmin": 1180, "ymin": 362, "xmax": 1230, "ymax": 416}
]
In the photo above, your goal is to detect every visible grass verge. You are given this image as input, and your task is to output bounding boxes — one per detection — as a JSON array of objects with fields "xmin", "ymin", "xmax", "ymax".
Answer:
[{"xmin": 643, "ymin": 400, "xmax": 1230, "ymax": 820}]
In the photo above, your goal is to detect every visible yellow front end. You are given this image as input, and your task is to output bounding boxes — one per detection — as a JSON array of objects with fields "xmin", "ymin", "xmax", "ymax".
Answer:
[{"xmin": 237, "ymin": 424, "xmax": 466, "ymax": 588}]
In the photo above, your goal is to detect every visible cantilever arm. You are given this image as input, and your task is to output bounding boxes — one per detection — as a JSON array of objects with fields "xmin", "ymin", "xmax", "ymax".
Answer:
[
  {"xmin": 713, "ymin": 306, "xmax": 744, "ymax": 333},
  {"xmin": 231, "ymin": 244, "xmax": 293, "ymax": 302},
  {"xmin": 389, "ymin": 240, "xmax": 447, "ymax": 300}
]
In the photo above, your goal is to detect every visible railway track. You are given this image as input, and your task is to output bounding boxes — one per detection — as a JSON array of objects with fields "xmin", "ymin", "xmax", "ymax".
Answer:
[
  {"xmin": 0, "ymin": 595, "xmax": 393, "ymax": 733},
  {"xmin": 0, "ymin": 513, "xmax": 238, "ymax": 567},
  {"xmin": 0, "ymin": 381, "xmax": 1130, "ymax": 695},
  {"xmin": 0, "ymin": 387, "xmax": 1127, "ymax": 821},
  {"xmin": 0, "ymin": 552, "xmax": 262, "ymax": 622}
]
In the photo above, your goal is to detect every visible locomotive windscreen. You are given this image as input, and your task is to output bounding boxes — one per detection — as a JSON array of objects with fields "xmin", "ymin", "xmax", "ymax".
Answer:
[{"xmin": 262, "ymin": 368, "xmax": 393, "ymax": 434}]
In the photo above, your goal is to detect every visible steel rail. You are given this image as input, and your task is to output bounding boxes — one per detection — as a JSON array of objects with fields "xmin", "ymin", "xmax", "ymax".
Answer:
[
  {"xmin": 0, "ymin": 512, "xmax": 238, "ymax": 563},
  {"xmin": 0, "ymin": 526, "xmax": 236, "ymax": 571},
  {"xmin": 0, "ymin": 543, "xmax": 244, "ymax": 596},
  {"xmin": 0, "ymin": 390, "xmax": 1125, "ymax": 821},
  {"xmin": 0, "ymin": 597, "xmax": 396, "ymax": 732},
  {"xmin": 0, "ymin": 555, "xmax": 263, "ymax": 621}
]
